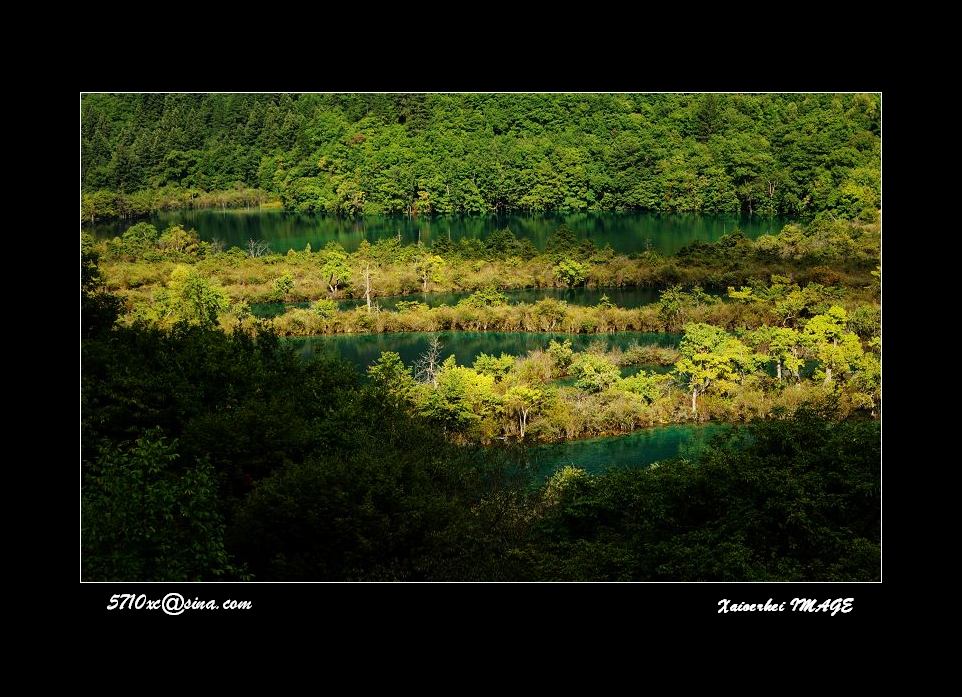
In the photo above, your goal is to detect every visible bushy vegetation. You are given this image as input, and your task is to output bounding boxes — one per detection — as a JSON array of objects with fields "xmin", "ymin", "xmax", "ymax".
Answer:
[
  {"xmin": 363, "ymin": 293, "xmax": 879, "ymax": 444},
  {"xmin": 91, "ymin": 218, "xmax": 879, "ymax": 334}
]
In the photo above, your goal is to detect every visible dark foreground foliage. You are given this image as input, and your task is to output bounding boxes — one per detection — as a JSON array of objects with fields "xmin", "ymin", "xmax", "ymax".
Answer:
[
  {"xmin": 519, "ymin": 411, "xmax": 880, "ymax": 581},
  {"xmin": 82, "ymin": 261, "xmax": 879, "ymax": 581}
]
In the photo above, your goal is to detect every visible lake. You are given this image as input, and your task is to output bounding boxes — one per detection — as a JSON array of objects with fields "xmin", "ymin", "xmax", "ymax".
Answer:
[
  {"xmin": 523, "ymin": 423, "xmax": 729, "ymax": 480},
  {"xmin": 86, "ymin": 210, "xmax": 788, "ymax": 256},
  {"xmin": 287, "ymin": 330, "xmax": 728, "ymax": 482},
  {"xmin": 86, "ymin": 205, "xmax": 781, "ymax": 487}
]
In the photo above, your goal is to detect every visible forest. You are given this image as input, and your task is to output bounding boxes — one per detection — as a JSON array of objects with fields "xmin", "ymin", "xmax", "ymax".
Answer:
[
  {"xmin": 80, "ymin": 92, "xmax": 881, "ymax": 583},
  {"xmin": 81, "ymin": 93, "xmax": 880, "ymax": 221}
]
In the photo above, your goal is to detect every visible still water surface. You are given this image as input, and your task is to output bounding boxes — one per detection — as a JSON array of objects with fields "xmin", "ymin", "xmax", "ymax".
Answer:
[
  {"xmin": 87, "ymin": 210, "xmax": 787, "ymax": 255},
  {"xmin": 524, "ymin": 424, "xmax": 729, "ymax": 480},
  {"xmin": 285, "ymin": 331, "xmax": 720, "ymax": 480}
]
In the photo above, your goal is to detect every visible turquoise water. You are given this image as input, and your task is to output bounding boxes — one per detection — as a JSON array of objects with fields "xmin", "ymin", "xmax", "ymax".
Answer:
[
  {"xmin": 523, "ymin": 423, "xmax": 729, "ymax": 480},
  {"xmin": 284, "ymin": 328, "xmax": 730, "ymax": 484},
  {"xmin": 87, "ymin": 210, "xmax": 788, "ymax": 255}
]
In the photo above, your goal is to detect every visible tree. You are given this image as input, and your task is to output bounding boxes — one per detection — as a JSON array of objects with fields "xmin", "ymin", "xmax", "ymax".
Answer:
[
  {"xmin": 527, "ymin": 411, "xmax": 880, "ymax": 580},
  {"xmin": 473, "ymin": 353, "xmax": 515, "ymax": 380},
  {"xmin": 726, "ymin": 286, "xmax": 755, "ymax": 304},
  {"xmin": 311, "ymin": 299, "xmax": 338, "ymax": 318},
  {"xmin": 617, "ymin": 371, "xmax": 664, "ymax": 403},
  {"xmin": 541, "ymin": 466, "xmax": 590, "ymax": 508},
  {"xmin": 81, "ymin": 240, "xmax": 123, "ymax": 337},
  {"xmin": 485, "ymin": 227, "xmax": 537, "ymax": 259},
  {"xmin": 121, "ymin": 222, "xmax": 159, "ymax": 258},
  {"xmin": 546, "ymin": 339, "xmax": 574, "ymax": 374},
  {"xmin": 247, "ymin": 238, "xmax": 270, "ymax": 258},
  {"xmin": 368, "ymin": 351, "xmax": 417, "ymax": 400},
  {"xmin": 675, "ymin": 323, "xmax": 758, "ymax": 413},
  {"xmin": 459, "ymin": 288, "xmax": 509, "ymax": 308},
  {"xmin": 802, "ymin": 306, "xmax": 863, "ymax": 385},
  {"xmin": 419, "ymin": 356, "xmax": 498, "ymax": 436},
  {"xmin": 657, "ymin": 285, "xmax": 687, "ymax": 332},
  {"xmin": 111, "ymin": 142, "xmax": 142, "ymax": 192},
  {"xmin": 414, "ymin": 336, "xmax": 444, "ymax": 386},
  {"xmin": 353, "ymin": 241, "xmax": 381, "ymax": 312},
  {"xmin": 321, "ymin": 243, "xmax": 351, "ymax": 294},
  {"xmin": 553, "ymin": 258, "xmax": 589, "ymax": 287},
  {"xmin": 82, "ymin": 429, "xmax": 236, "ymax": 581},
  {"xmin": 571, "ymin": 353, "xmax": 620, "ymax": 393},
  {"xmin": 768, "ymin": 327, "xmax": 804, "ymax": 382},
  {"xmin": 84, "ymin": 190, "xmax": 119, "ymax": 223},
  {"xmin": 694, "ymin": 94, "xmax": 726, "ymax": 142},
  {"xmin": 850, "ymin": 353, "xmax": 881, "ymax": 416},
  {"xmin": 530, "ymin": 299, "xmax": 568, "ymax": 332},
  {"xmin": 270, "ymin": 273, "xmax": 295, "ymax": 301},
  {"xmin": 414, "ymin": 253, "xmax": 445, "ymax": 292},
  {"xmin": 82, "ymin": 94, "xmax": 878, "ymax": 221},
  {"xmin": 503, "ymin": 386, "xmax": 544, "ymax": 440},
  {"xmin": 545, "ymin": 224, "xmax": 582, "ymax": 257},
  {"xmin": 773, "ymin": 283, "xmax": 828, "ymax": 327},
  {"xmin": 414, "ymin": 190, "xmax": 432, "ymax": 215},
  {"xmin": 363, "ymin": 262, "xmax": 374, "ymax": 312},
  {"xmin": 158, "ymin": 225, "xmax": 201, "ymax": 256},
  {"xmin": 153, "ymin": 265, "xmax": 230, "ymax": 327},
  {"xmin": 332, "ymin": 177, "xmax": 365, "ymax": 215}
]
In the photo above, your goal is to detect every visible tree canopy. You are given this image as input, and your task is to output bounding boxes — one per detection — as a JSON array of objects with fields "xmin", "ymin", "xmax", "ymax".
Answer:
[{"xmin": 82, "ymin": 93, "xmax": 880, "ymax": 221}]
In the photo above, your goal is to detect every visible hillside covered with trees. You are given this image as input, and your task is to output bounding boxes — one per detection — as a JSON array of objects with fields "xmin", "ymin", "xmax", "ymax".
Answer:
[{"xmin": 81, "ymin": 93, "xmax": 880, "ymax": 221}]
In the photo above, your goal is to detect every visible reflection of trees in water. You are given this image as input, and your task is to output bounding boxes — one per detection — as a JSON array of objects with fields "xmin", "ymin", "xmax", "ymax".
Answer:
[{"xmin": 86, "ymin": 211, "xmax": 787, "ymax": 256}]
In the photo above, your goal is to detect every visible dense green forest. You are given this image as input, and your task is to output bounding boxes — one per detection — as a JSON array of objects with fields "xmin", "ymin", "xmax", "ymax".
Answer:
[
  {"xmin": 82, "ymin": 253, "xmax": 880, "ymax": 581},
  {"xmin": 81, "ymin": 93, "xmax": 880, "ymax": 221}
]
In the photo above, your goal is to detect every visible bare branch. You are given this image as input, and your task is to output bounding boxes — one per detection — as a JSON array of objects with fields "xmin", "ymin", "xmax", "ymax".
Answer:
[
  {"xmin": 247, "ymin": 238, "xmax": 270, "ymax": 258},
  {"xmin": 414, "ymin": 336, "xmax": 443, "ymax": 387}
]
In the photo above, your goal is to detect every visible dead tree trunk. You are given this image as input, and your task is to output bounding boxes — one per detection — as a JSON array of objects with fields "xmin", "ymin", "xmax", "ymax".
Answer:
[{"xmin": 364, "ymin": 263, "xmax": 372, "ymax": 313}]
